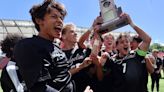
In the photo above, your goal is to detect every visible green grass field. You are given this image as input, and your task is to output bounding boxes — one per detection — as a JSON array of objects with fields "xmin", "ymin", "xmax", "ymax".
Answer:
[
  {"xmin": 0, "ymin": 70, "xmax": 164, "ymax": 92},
  {"xmin": 147, "ymin": 72, "xmax": 164, "ymax": 92}
]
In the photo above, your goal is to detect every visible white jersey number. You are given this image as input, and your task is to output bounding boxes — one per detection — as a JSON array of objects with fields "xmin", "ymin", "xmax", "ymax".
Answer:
[{"xmin": 122, "ymin": 63, "xmax": 126, "ymax": 73}]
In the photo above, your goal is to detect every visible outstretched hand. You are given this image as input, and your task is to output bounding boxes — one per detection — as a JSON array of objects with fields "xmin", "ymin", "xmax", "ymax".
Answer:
[
  {"xmin": 120, "ymin": 13, "xmax": 133, "ymax": 25},
  {"xmin": 89, "ymin": 53, "xmax": 101, "ymax": 66},
  {"xmin": 81, "ymin": 57, "xmax": 92, "ymax": 68}
]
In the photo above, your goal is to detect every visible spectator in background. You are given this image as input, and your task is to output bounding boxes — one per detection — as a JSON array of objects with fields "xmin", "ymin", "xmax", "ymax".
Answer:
[
  {"xmin": 151, "ymin": 49, "xmax": 163, "ymax": 92},
  {"xmin": 162, "ymin": 56, "xmax": 164, "ymax": 78}
]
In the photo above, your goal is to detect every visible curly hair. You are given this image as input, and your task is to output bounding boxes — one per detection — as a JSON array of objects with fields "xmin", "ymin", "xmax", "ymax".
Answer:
[
  {"xmin": 0, "ymin": 34, "xmax": 24, "ymax": 58},
  {"xmin": 29, "ymin": 0, "xmax": 67, "ymax": 31}
]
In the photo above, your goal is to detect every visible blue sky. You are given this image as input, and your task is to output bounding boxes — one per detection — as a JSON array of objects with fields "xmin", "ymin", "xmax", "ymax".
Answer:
[{"xmin": 0, "ymin": 0, "xmax": 163, "ymax": 45}]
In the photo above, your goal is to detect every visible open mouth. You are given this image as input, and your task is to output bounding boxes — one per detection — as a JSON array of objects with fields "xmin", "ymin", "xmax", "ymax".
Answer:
[
  {"xmin": 123, "ymin": 47, "xmax": 128, "ymax": 51},
  {"xmin": 55, "ymin": 27, "xmax": 61, "ymax": 31},
  {"xmin": 108, "ymin": 42, "xmax": 112, "ymax": 45},
  {"xmin": 54, "ymin": 25, "xmax": 62, "ymax": 32}
]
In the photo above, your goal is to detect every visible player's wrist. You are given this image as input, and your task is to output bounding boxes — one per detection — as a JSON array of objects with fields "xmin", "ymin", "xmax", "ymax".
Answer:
[
  {"xmin": 76, "ymin": 63, "xmax": 84, "ymax": 70},
  {"xmin": 130, "ymin": 22, "xmax": 136, "ymax": 28}
]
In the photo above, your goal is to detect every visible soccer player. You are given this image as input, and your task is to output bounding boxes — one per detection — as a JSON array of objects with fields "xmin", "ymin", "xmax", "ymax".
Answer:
[
  {"xmin": 60, "ymin": 21, "xmax": 103, "ymax": 92},
  {"xmin": 102, "ymin": 13, "xmax": 151, "ymax": 92},
  {"xmin": 14, "ymin": 0, "xmax": 73, "ymax": 91},
  {"xmin": 0, "ymin": 34, "xmax": 24, "ymax": 92},
  {"xmin": 130, "ymin": 35, "xmax": 154, "ymax": 92}
]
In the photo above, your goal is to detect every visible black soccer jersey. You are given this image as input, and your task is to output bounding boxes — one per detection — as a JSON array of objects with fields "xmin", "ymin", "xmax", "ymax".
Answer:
[
  {"xmin": 104, "ymin": 49, "xmax": 147, "ymax": 92},
  {"xmin": 14, "ymin": 36, "xmax": 71, "ymax": 91},
  {"xmin": 100, "ymin": 51, "xmax": 117, "ymax": 92},
  {"xmin": 155, "ymin": 57, "xmax": 163, "ymax": 72},
  {"xmin": 63, "ymin": 47, "xmax": 91, "ymax": 67},
  {"xmin": 63, "ymin": 47, "xmax": 92, "ymax": 92},
  {"xmin": 140, "ymin": 59, "xmax": 149, "ymax": 92}
]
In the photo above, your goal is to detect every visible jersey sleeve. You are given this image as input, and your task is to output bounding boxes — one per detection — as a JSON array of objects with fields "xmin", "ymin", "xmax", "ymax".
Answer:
[
  {"xmin": 136, "ymin": 49, "xmax": 147, "ymax": 57},
  {"xmin": 134, "ymin": 49, "xmax": 147, "ymax": 62}
]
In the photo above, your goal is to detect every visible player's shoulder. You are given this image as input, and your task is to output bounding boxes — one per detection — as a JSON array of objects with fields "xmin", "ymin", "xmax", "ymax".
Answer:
[{"xmin": 16, "ymin": 37, "xmax": 32, "ymax": 47}]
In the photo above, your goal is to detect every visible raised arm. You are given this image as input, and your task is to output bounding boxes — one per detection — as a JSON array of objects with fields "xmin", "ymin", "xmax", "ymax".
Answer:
[
  {"xmin": 78, "ymin": 16, "xmax": 103, "ymax": 49},
  {"xmin": 90, "ymin": 54, "xmax": 103, "ymax": 81},
  {"xmin": 78, "ymin": 30, "xmax": 91, "ymax": 49},
  {"xmin": 122, "ymin": 13, "xmax": 151, "ymax": 51}
]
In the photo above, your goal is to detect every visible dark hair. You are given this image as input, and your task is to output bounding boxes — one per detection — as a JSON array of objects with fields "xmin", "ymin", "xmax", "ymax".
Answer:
[
  {"xmin": 0, "ymin": 34, "xmax": 24, "ymax": 58},
  {"xmin": 132, "ymin": 35, "xmax": 142, "ymax": 43},
  {"xmin": 29, "ymin": 0, "xmax": 67, "ymax": 31}
]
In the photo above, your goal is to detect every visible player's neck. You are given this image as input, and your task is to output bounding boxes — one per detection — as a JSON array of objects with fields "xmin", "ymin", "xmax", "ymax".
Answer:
[
  {"xmin": 118, "ymin": 53, "xmax": 127, "ymax": 59},
  {"xmin": 61, "ymin": 41, "xmax": 75, "ymax": 50},
  {"xmin": 105, "ymin": 47, "xmax": 113, "ymax": 53}
]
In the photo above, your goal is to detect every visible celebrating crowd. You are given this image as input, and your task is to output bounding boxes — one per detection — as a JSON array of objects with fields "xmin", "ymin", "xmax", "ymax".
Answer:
[{"xmin": 0, "ymin": 0, "xmax": 163, "ymax": 92}]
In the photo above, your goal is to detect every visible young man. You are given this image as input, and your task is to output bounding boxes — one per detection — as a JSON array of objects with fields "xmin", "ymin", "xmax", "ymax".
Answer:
[
  {"xmin": 102, "ymin": 13, "xmax": 151, "ymax": 92},
  {"xmin": 14, "ymin": 0, "xmax": 72, "ymax": 91},
  {"xmin": 61, "ymin": 23, "xmax": 93, "ymax": 74},
  {"xmin": 99, "ymin": 33, "xmax": 116, "ymax": 92},
  {"xmin": 0, "ymin": 34, "xmax": 24, "ymax": 92},
  {"xmin": 151, "ymin": 49, "xmax": 163, "ymax": 92},
  {"xmin": 60, "ymin": 23, "xmax": 103, "ymax": 92},
  {"xmin": 130, "ymin": 35, "xmax": 154, "ymax": 92},
  {"xmin": 100, "ymin": 33, "xmax": 116, "ymax": 65}
]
